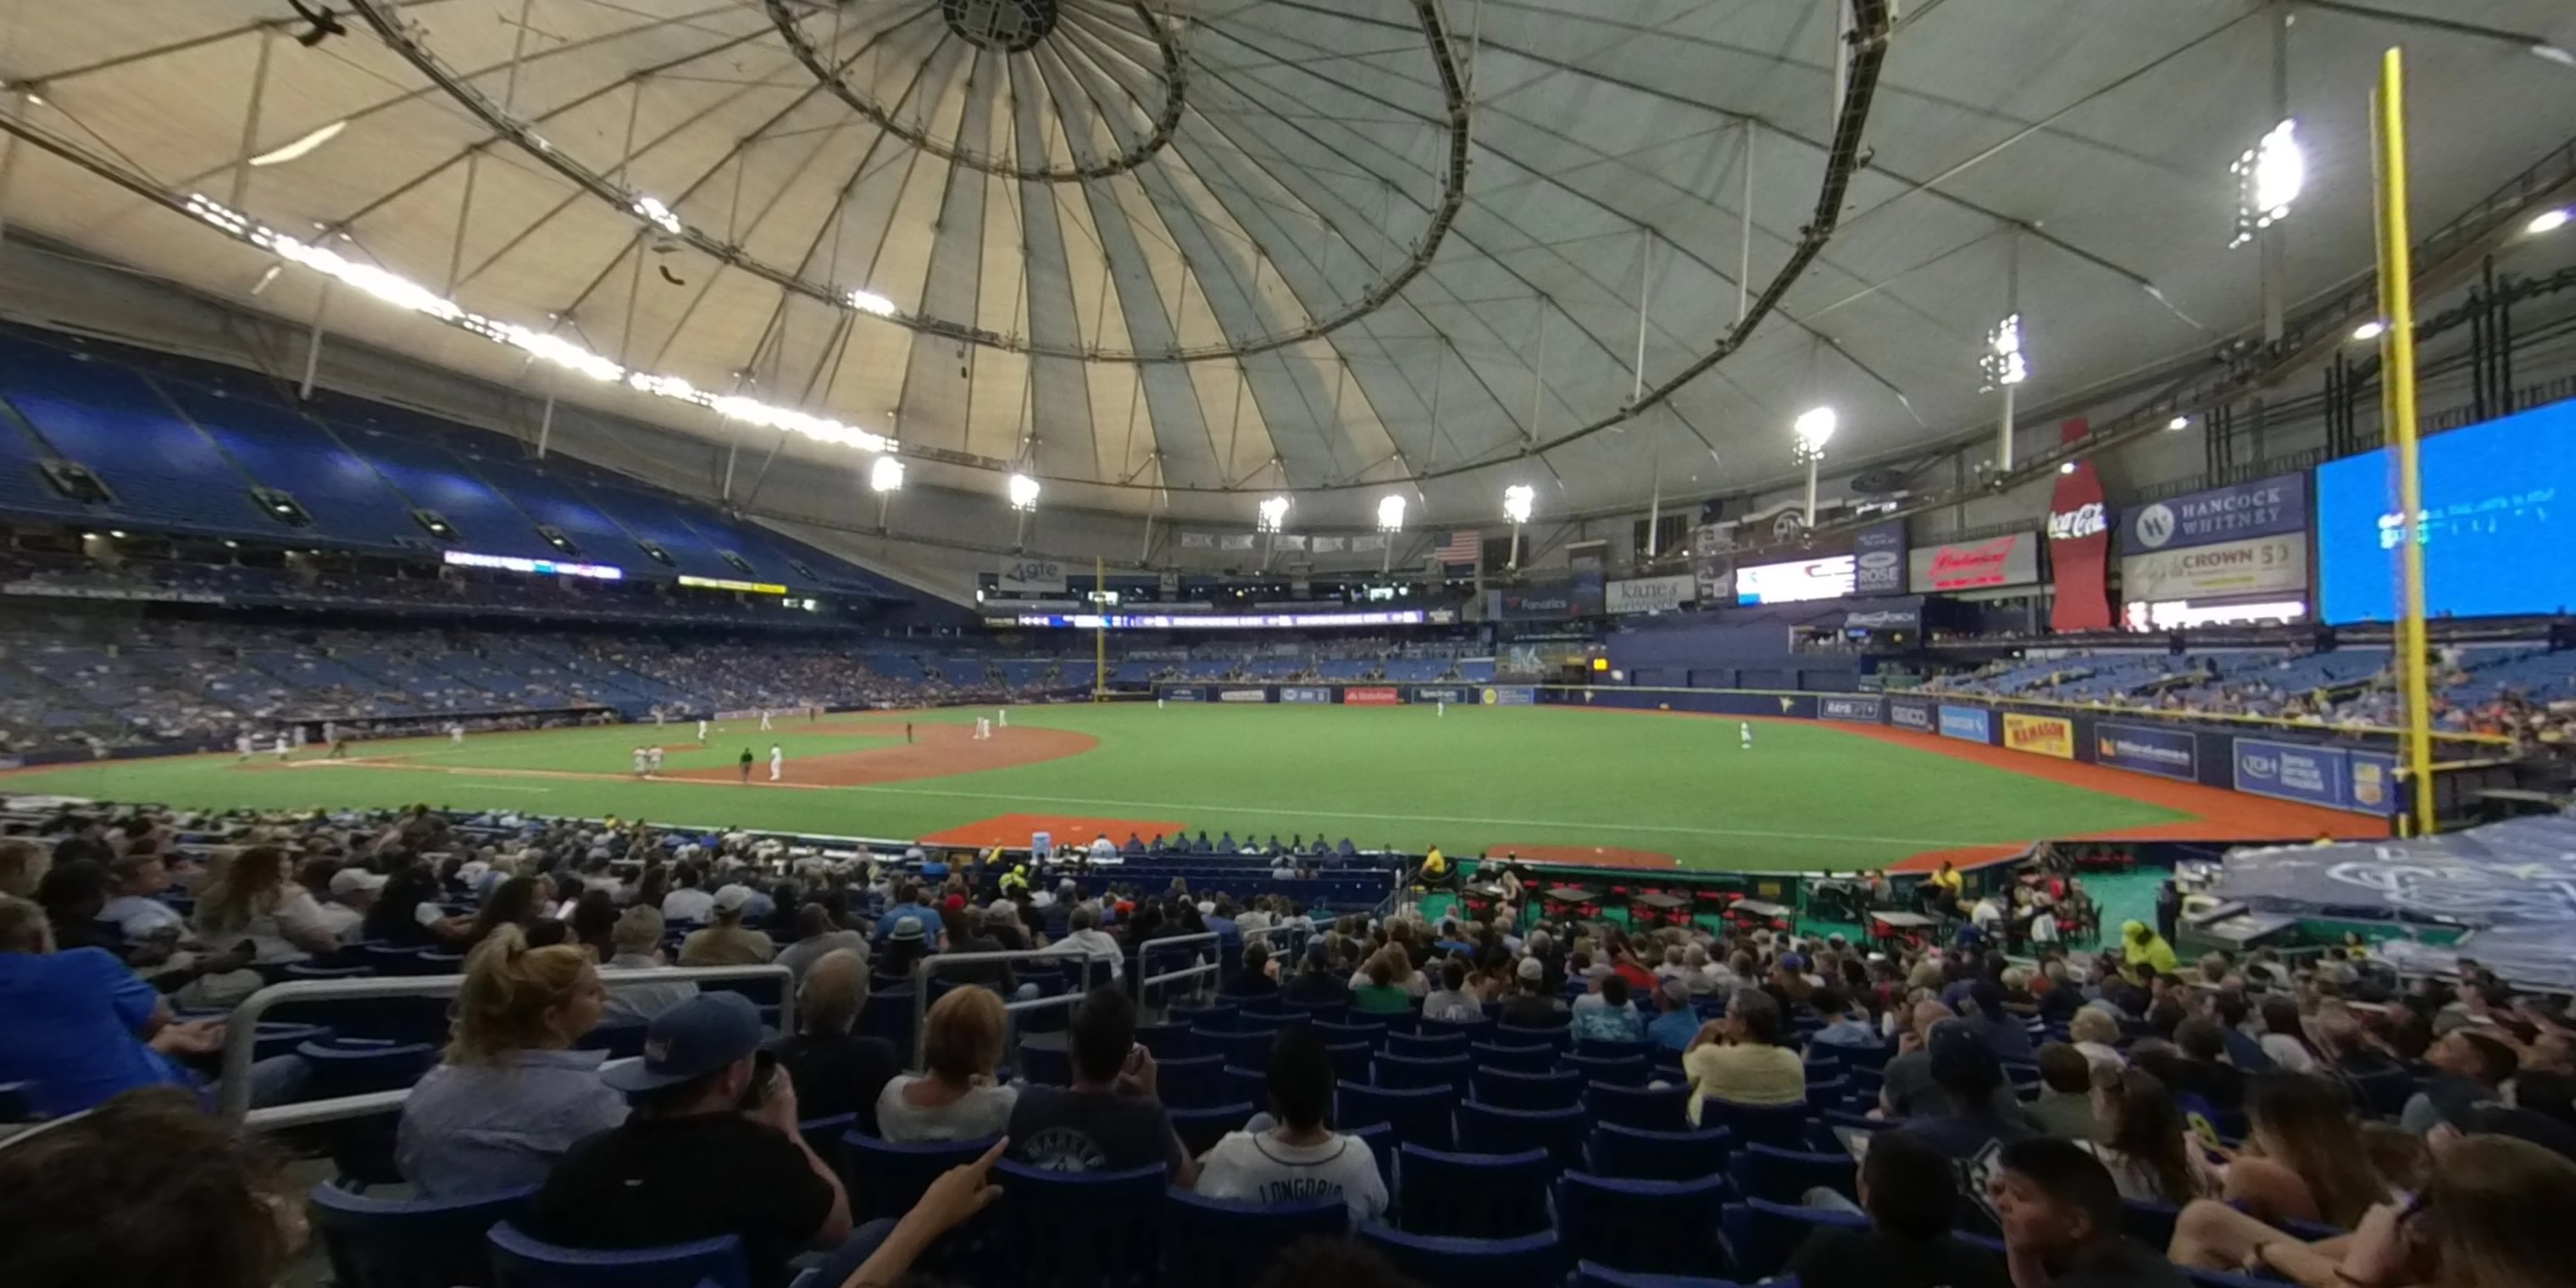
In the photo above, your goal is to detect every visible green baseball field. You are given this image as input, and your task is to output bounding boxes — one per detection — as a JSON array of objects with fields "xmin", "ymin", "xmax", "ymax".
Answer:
[{"xmin": 0, "ymin": 704, "xmax": 2377, "ymax": 871}]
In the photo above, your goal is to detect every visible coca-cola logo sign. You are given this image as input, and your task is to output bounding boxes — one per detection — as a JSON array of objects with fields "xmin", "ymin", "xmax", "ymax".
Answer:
[{"xmin": 2047, "ymin": 502, "xmax": 2107, "ymax": 541}]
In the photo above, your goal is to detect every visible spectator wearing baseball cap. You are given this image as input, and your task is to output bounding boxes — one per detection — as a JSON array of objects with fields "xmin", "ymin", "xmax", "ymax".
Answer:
[
  {"xmin": 678, "ymin": 886, "xmax": 775, "ymax": 967},
  {"xmin": 1647, "ymin": 977, "xmax": 1701, "ymax": 1052},
  {"xmin": 314, "ymin": 867, "xmax": 386, "ymax": 943},
  {"xmin": 1499, "ymin": 953, "xmax": 1565, "ymax": 1027},
  {"xmin": 526, "ymin": 992, "xmax": 859, "ymax": 1288},
  {"xmin": 1893, "ymin": 1021, "xmax": 2040, "ymax": 1163}
]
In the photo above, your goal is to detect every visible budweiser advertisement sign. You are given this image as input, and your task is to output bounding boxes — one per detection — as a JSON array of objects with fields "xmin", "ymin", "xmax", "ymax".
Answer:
[
  {"xmin": 2046, "ymin": 419, "xmax": 2113, "ymax": 632},
  {"xmin": 1908, "ymin": 533, "xmax": 2039, "ymax": 592}
]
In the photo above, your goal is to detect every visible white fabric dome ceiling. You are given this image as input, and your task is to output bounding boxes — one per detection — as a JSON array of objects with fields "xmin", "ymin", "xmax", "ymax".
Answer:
[{"xmin": 0, "ymin": 0, "xmax": 2570, "ymax": 526}]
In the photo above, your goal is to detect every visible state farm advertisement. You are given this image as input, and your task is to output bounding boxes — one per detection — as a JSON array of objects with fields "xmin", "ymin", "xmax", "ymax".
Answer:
[
  {"xmin": 1908, "ymin": 533, "xmax": 2040, "ymax": 593},
  {"xmin": 1343, "ymin": 687, "xmax": 1401, "ymax": 706}
]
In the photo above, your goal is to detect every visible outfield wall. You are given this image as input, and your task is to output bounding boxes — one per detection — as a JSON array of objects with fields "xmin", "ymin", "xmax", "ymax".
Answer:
[{"xmin": 1147, "ymin": 678, "xmax": 2526, "ymax": 825}]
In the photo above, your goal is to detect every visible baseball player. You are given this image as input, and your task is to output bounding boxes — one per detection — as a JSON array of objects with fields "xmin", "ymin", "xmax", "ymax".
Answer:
[
  {"xmin": 738, "ymin": 747, "xmax": 754, "ymax": 782},
  {"xmin": 997, "ymin": 708, "xmax": 1008, "ymax": 728},
  {"xmin": 449, "ymin": 722, "xmax": 465, "ymax": 746},
  {"xmin": 632, "ymin": 747, "xmax": 649, "ymax": 778},
  {"xmin": 236, "ymin": 731, "xmax": 255, "ymax": 761},
  {"xmin": 768, "ymin": 743, "xmax": 784, "ymax": 781},
  {"xmin": 758, "ymin": 708, "xmax": 774, "ymax": 732},
  {"xmin": 273, "ymin": 733, "xmax": 291, "ymax": 761},
  {"xmin": 1740, "ymin": 721, "xmax": 1754, "ymax": 752},
  {"xmin": 647, "ymin": 745, "xmax": 664, "ymax": 776},
  {"xmin": 697, "ymin": 718, "xmax": 709, "ymax": 741}
]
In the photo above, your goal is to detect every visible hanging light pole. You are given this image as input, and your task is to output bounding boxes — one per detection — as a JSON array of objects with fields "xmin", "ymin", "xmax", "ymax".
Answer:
[
  {"xmin": 1257, "ymin": 495, "xmax": 1290, "ymax": 571},
  {"xmin": 869, "ymin": 454, "xmax": 903, "ymax": 530},
  {"xmin": 1006, "ymin": 472, "xmax": 1038, "ymax": 551},
  {"xmin": 1792, "ymin": 408, "xmax": 1836, "ymax": 525},
  {"xmin": 1502, "ymin": 484, "xmax": 1534, "ymax": 569}
]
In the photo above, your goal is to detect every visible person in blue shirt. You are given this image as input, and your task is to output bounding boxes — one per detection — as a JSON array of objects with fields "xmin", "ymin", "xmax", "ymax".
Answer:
[
  {"xmin": 1121, "ymin": 833, "xmax": 1146, "ymax": 857},
  {"xmin": 0, "ymin": 894, "xmax": 306, "ymax": 1117},
  {"xmin": 1646, "ymin": 978, "xmax": 1702, "ymax": 1052},
  {"xmin": 1216, "ymin": 833, "xmax": 1238, "ymax": 855},
  {"xmin": 1573, "ymin": 974, "xmax": 1646, "ymax": 1045},
  {"xmin": 1811, "ymin": 986, "xmax": 1885, "ymax": 1050},
  {"xmin": 873, "ymin": 881, "xmax": 935, "ymax": 943}
]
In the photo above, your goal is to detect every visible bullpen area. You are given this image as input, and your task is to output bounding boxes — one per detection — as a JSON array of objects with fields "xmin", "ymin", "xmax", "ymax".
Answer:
[{"xmin": 0, "ymin": 703, "xmax": 2382, "ymax": 871}]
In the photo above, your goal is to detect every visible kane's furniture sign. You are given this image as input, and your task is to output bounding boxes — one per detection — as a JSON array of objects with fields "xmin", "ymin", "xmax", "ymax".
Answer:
[{"xmin": 1607, "ymin": 575, "xmax": 1696, "ymax": 614}]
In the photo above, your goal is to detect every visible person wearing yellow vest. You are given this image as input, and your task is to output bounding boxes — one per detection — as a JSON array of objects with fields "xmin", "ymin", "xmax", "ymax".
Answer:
[{"xmin": 1417, "ymin": 846, "xmax": 1455, "ymax": 895}]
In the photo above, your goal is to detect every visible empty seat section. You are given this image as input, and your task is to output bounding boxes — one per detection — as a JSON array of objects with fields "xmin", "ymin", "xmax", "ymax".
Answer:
[
  {"xmin": 331, "ymin": 426, "xmax": 556, "ymax": 559},
  {"xmin": 0, "ymin": 342, "xmax": 258, "ymax": 533},
  {"xmin": 160, "ymin": 388, "xmax": 424, "ymax": 549},
  {"xmin": 574, "ymin": 481, "xmax": 738, "ymax": 577},
  {"xmin": 468, "ymin": 457, "xmax": 634, "ymax": 559}
]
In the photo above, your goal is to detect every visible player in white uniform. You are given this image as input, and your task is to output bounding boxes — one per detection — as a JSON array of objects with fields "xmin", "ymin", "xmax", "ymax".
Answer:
[
  {"xmin": 1740, "ymin": 721, "xmax": 1753, "ymax": 751},
  {"xmin": 768, "ymin": 743, "xmax": 784, "ymax": 781},
  {"xmin": 449, "ymin": 722, "xmax": 465, "ymax": 746},
  {"xmin": 758, "ymin": 708, "xmax": 774, "ymax": 731},
  {"xmin": 647, "ymin": 745, "xmax": 664, "ymax": 776},
  {"xmin": 1437, "ymin": 699, "xmax": 1446, "ymax": 717},
  {"xmin": 997, "ymin": 708, "xmax": 1008, "ymax": 728},
  {"xmin": 236, "ymin": 732, "xmax": 255, "ymax": 761},
  {"xmin": 632, "ymin": 747, "xmax": 649, "ymax": 778},
  {"xmin": 697, "ymin": 719, "xmax": 709, "ymax": 741},
  {"xmin": 273, "ymin": 734, "xmax": 291, "ymax": 761}
]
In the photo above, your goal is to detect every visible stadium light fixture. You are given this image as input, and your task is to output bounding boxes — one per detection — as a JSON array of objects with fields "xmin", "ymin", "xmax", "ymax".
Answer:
[
  {"xmin": 1981, "ymin": 314, "xmax": 2028, "ymax": 387},
  {"xmin": 2351, "ymin": 319, "xmax": 2387, "ymax": 341},
  {"xmin": 1375, "ymin": 495, "xmax": 1406, "ymax": 532},
  {"xmin": 247, "ymin": 119, "xmax": 347, "ymax": 167},
  {"xmin": 1007, "ymin": 473, "xmax": 1040, "ymax": 511},
  {"xmin": 631, "ymin": 196, "xmax": 683, "ymax": 237},
  {"xmin": 2228, "ymin": 119, "xmax": 2305, "ymax": 249},
  {"xmin": 847, "ymin": 289, "xmax": 898, "ymax": 317},
  {"xmin": 2529, "ymin": 208, "xmax": 2572, "ymax": 236},
  {"xmin": 1502, "ymin": 484, "xmax": 1534, "ymax": 525},
  {"xmin": 1257, "ymin": 495, "xmax": 1291, "ymax": 533},
  {"xmin": 2166, "ymin": 415, "xmax": 2191, "ymax": 431},
  {"xmin": 1791, "ymin": 406, "xmax": 1836, "ymax": 525},
  {"xmin": 869, "ymin": 455, "xmax": 904, "ymax": 493}
]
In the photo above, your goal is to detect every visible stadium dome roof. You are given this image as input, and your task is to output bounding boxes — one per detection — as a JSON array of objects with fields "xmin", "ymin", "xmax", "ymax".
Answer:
[{"xmin": 0, "ymin": 1, "xmax": 2570, "ymax": 526}]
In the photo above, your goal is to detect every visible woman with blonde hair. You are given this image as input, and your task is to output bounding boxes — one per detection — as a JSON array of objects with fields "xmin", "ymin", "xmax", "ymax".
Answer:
[
  {"xmin": 0, "ymin": 838, "xmax": 47, "ymax": 898},
  {"xmin": 395, "ymin": 924, "xmax": 620, "ymax": 1196},
  {"xmin": 2068, "ymin": 1006, "xmax": 2127, "ymax": 1068},
  {"xmin": 875, "ymin": 984, "xmax": 1016, "ymax": 1141},
  {"xmin": 191, "ymin": 845, "xmax": 338, "ymax": 963},
  {"xmin": 2221, "ymin": 1071, "xmax": 2390, "ymax": 1229}
]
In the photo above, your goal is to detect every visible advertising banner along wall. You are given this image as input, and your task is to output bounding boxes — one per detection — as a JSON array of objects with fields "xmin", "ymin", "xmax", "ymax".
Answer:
[
  {"xmin": 1889, "ymin": 697, "xmax": 1936, "ymax": 732},
  {"xmin": 2233, "ymin": 739, "xmax": 2401, "ymax": 814},
  {"xmin": 1939, "ymin": 704, "xmax": 1994, "ymax": 743},
  {"xmin": 1280, "ymin": 686, "xmax": 1332, "ymax": 704},
  {"xmin": 1607, "ymin": 575, "xmax": 1696, "ymax": 614},
  {"xmin": 1344, "ymin": 687, "xmax": 1400, "ymax": 706},
  {"xmin": 997, "ymin": 558, "xmax": 1069, "ymax": 593},
  {"xmin": 1909, "ymin": 533, "xmax": 2040, "ymax": 593},
  {"xmin": 1818, "ymin": 696, "xmax": 1884, "ymax": 723},
  {"xmin": 2119, "ymin": 535, "xmax": 2307, "ymax": 602},
  {"xmin": 2093, "ymin": 723, "xmax": 2198, "ymax": 780},
  {"xmin": 1484, "ymin": 686, "xmax": 1538, "ymax": 706},
  {"xmin": 2002, "ymin": 713, "xmax": 2076, "ymax": 759},
  {"xmin": 1218, "ymin": 687, "xmax": 1269, "ymax": 702}
]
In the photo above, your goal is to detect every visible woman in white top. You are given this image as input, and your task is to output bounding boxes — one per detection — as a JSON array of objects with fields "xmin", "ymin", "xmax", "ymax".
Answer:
[
  {"xmin": 1194, "ymin": 1025, "xmax": 1386, "ymax": 1223},
  {"xmin": 191, "ymin": 845, "xmax": 338, "ymax": 963},
  {"xmin": 2255, "ymin": 997, "xmax": 2320, "ymax": 1073},
  {"xmin": 2068, "ymin": 1007, "xmax": 2129, "ymax": 1069},
  {"xmin": 2079, "ymin": 1065, "xmax": 2218, "ymax": 1206},
  {"xmin": 876, "ymin": 985, "xmax": 1018, "ymax": 1141}
]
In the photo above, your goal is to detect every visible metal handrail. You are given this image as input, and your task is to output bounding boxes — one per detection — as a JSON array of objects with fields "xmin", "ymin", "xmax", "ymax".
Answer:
[
  {"xmin": 908, "ymin": 944, "xmax": 1126, "ymax": 1067},
  {"xmin": 1133, "ymin": 930, "xmax": 1224, "ymax": 1005},
  {"xmin": 215, "ymin": 963, "xmax": 793, "ymax": 1122}
]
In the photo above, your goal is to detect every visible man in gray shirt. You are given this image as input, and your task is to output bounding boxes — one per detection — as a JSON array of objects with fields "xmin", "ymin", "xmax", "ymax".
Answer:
[
  {"xmin": 602, "ymin": 907, "xmax": 697, "ymax": 1024},
  {"xmin": 774, "ymin": 903, "xmax": 869, "ymax": 985}
]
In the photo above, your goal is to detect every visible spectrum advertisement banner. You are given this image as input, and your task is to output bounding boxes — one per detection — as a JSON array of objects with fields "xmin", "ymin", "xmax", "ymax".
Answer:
[
  {"xmin": 1855, "ymin": 523, "xmax": 1908, "ymax": 595},
  {"xmin": 2235, "ymin": 738, "xmax": 2401, "ymax": 813},
  {"xmin": 2002, "ymin": 713, "xmax": 2075, "ymax": 759},
  {"xmin": 1344, "ymin": 687, "xmax": 1400, "ymax": 706},
  {"xmin": 1889, "ymin": 697, "xmax": 1937, "ymax": 732},
  {"xmin": 1415, "ymin": 687, "xmax": 1467, "ymax": 704},
  {"xmin": 1164, "ymin": 687, "xmax": 1204, "ymax": 702},
  {"xmin": 1484, "ymin": 686, "xmax": 1537, "ymax": 707},
  {"xmin": 1939, "ymin": 704, "xmax": 1994, "ymax": 743},
  {"xmin": 2094, "ymin": 723, "xmax": 2198, "ymax": 780},
  {"xmin": 1280, "ymin": 686, "xmax": 1332, "ymax": 704},
  {"xmin": 2124, "ymin": 474, "xmax": 2307, "ymax": 553},
  {"xmin": 1218, "ymin": 688, "xmax": 1269, "ymax": 703},
  {"xmin": 1818, "ymin": 696, "xmax": 1883, "ymax": 723}
]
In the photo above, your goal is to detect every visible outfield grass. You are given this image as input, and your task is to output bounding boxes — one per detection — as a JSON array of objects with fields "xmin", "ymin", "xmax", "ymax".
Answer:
[{"xmin": 0, "ymin": 704, "xmax": 2190, "ymax": 871}]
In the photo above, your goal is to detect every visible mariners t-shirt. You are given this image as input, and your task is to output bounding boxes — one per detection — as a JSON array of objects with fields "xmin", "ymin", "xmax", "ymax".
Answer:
[
  {"xmin": 1007, "ymin": 1085, "xmax": 1183, "ymax": 1174},
  {"xmin": 1193, "ymin": 1130, "xmax": 1387, "ymax": 1223}
]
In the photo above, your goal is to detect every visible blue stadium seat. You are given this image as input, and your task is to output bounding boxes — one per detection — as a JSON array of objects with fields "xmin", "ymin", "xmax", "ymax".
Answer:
[
  {"xmin": 295, "ymin": 1039, "xmax": 436, "ymax": 1098},
  {"xmin": 575, "ymin": 1019, "xmax": 648, "ymax": 1060},
  {"xmin": 1422, "ymin": 1017, "xmax": 1497, "ymax": 1046},
  {"xmin": 985, "ymin": 1161, "xmax": 1168, "ymax": 1288},
  {"xmin": 1577, "ymin": 1039, "xmax": 1656, "ymax": 1063},
  {"xmin": 2123, "ymin": 1199, "xmax": 2183, "ymax": 1251},
  {"xmin": 1719, "ymin": 1197, "xmax": 1865, "ymax": 1280},
  {"xmin": 1170, "ymin": 1103, "xmax": 1255, "ymax": 1157},
  {"xmin": 840, "ymin": 1132, "xmax": 1000, "ymax": 1221},
  {"xmin": 0, "ymin": 1080, "xmax": 34, "ymax": 1123},
  {"xmin": 1347, "ymin": 1121, "xmax": 1399, "ymax": 1195},
  {"xmin": 1168, "ymin": 1002, "xmax": 1237, "ymax": 1033},
  {"xmin": 1376, "ymin": 1052, "xmax": 1472, "ymax": 1095},
  {"xmin": 1160, "ymin": 1190, "xmax": 1347, "ymax": 1287},
  {"xmin": 1396, "ymin": 1144, "xmax": 1555, "ymax": 1238},
  {"xmin": 1134, "ymin": 1022, "xmax": 1198, "ymax": 1060},
  {"xmin": 1804, "ymin": 1075, "xmax": 1851, "ymax": 1113},
  {"xmin": 1212, "ymin": 1028, "xmax": 1281, "ymax": 1069},
  {"xmin": 1339, "ymin": 1082, "xmax": 1453, "ymax": 1150},
  {"xmin": 1585, "ymin": 1081, "xmax": 1691, "ymax": 1132},
  {"xmin": 1696, "ymin": 1096, "xmax": 1814, "ymax": 1149},
  {"xmin": 1221, "ymin": 1063, "xmax": 1268, "ymax": 1108},
  {"xmin": 1313, "ymin": 1020, "xmax": 1386, "ymax": 1050},
  {"xmin": 1588, "ymin": 1123, "xmax": 1733, "ymax": 1182},
  {"xmin": 1018, "ymin": 1046, "xmax": 1072, "ymax": 1086},
  {"xmin": 1572, "ymin": 1263, "xmax": 1745, "ymax": 1288},
  {"xmin": 1455, "ymin": 1102, "xmax": 1589, "ymax": 1172},
  {"xmin": 1472, "ymin": 1066, "xmax": 1585, "ymax": 1111},
  {"xmin": 1564, "ymin": 1053, "xmax": 1649, "ymax": 1085},
  {"xmin": 1726, "ymin": 1143, "xmax": 1857, "ymax": 1205},
  {"xmin": 486, "ymin": 1222, "xmax": 748, "ymax": 1288},
  {"xmin": 1473, "ymin": 1041, "xmax": 1557, "ymax": 1074},
  {"xmin": 1496, "ymin": 1022, "xmax": 1573, "ymax": 1052},
  {"xmin": 1386, "ymin": 1030, "xmax": 1468, "ymax": 1060},
  {"xmin": 1324, "ymin": 1041, "xmax": 1374, "ymax": 1085},
  {"xmin": 1355, "ymin": 1225, "xmax": 1565, "ymax": 1288},
  {"xmin": 1285, "ymin": 1001, "xmax": 1348, "ymax": 1024},
  {"xmin": 1154, "ymin": 1054, "xmax": 1226, "ymax": 1109},
  {"xmin": 1557, "ymin": 1172, "xmax": 1729, "ymax": 1277},
  {"xmin": 308, "ymin": 1180, "xmax": 531, "ymax": 1288}
]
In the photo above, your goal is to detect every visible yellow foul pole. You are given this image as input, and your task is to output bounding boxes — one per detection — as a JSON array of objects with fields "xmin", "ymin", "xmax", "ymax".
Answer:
[
  {"xmin": 2370, "ymin": 48, "xmax": 2437, "ymax": 837},
  {"xmin": 1093, "ymin": 553, "xmax": 1108, "ymax": 700}
]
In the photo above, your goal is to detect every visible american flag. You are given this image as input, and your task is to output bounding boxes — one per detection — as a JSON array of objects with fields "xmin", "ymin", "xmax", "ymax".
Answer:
[{"xmin": 1432, "ymin": 530, "xmax": 1481, "ymax": 566}]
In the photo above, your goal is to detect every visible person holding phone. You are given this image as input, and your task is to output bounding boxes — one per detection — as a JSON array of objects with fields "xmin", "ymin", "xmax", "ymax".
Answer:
[
  {"xmin": 526, "ymin": 992, "xmax": 858, "ymax": 1287},
  {"xmin": 1004, "ymin": 986, "xmax": 1195, "ymax": 1182}
]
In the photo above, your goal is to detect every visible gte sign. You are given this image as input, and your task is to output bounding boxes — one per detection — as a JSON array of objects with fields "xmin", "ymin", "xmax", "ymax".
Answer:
[{"xmin": 2048, "ymin": 502, "xmax": 2107, "ymax": 541}]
